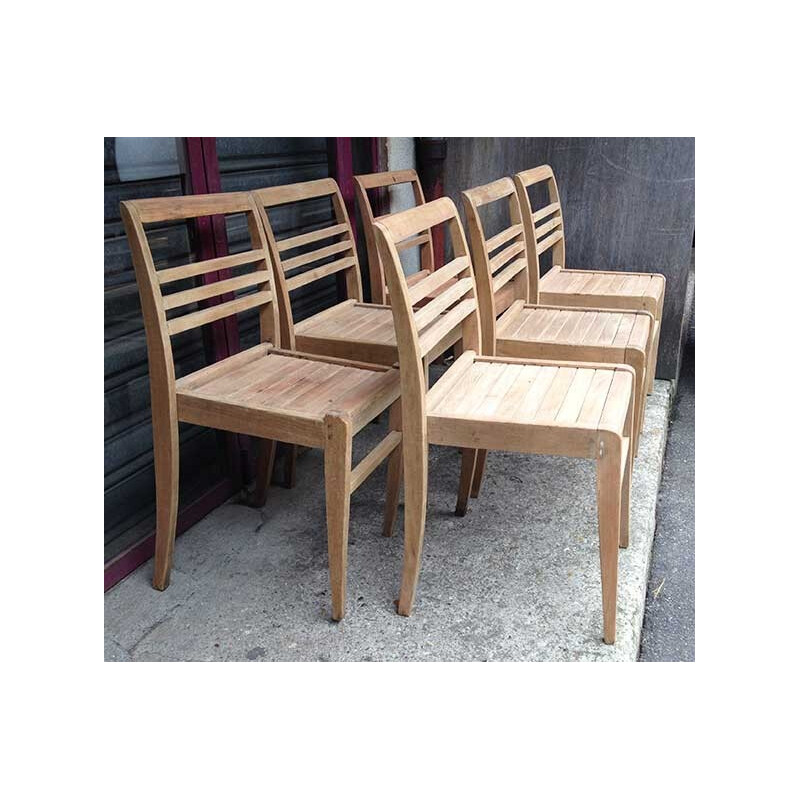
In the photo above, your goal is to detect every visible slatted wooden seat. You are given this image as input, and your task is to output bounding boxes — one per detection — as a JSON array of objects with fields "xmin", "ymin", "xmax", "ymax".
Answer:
[
  {"xmin": 374, "ymin": 197, "xmax": 634, "ymax": 644},
  {"xmin": 515, "ymin": 165, "xmax": 665, "ymax": 393},
  {"xmin": 354, "ymin": 169, "xmax": 457, "ymax": 306},
  {"xmin": 462, "ymin": 177, "xmax": 652, "ymax": 467},
  {"xmin": 120, "ymin": 192, "xmax": 402, "ymax": 621}
]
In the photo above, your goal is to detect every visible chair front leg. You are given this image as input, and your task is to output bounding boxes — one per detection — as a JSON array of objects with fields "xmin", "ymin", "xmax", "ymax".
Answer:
[
  {"xmin": 251, "ymin": 438, "xmax": 277, "ymax": 508},
  {"xmin": 455, "ymin": 448, "xmax": 478, "ymax": 516},
  {"xmin": 324, "ymin": 416, "xmax": 352, "ymax": 621},
  {"xmin": 469, "ymin": 449, "xmax": 488, "ymax": 499},
  {"xmin": 596, "ymin": 434, "xmax": 622, "ymax": 644}
]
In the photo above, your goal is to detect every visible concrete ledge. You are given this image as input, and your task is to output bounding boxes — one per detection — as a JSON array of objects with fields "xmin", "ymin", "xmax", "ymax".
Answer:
[{"xmin": 105, "ymin": 381, "xmax": 671, "ymax": 662}]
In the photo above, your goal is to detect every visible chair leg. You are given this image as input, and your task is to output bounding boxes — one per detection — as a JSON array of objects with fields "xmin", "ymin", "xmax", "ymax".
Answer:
[
  {"xmin": 250, "ymin": 438, "xmax": 277, "ymax": 508},
  {"xmin": 596, "ymin": 436, "xmax": 622, "ymax": 644},
  {"xmin": 383, "ymin": 399, "xmax": 403, "ymax": 537},
  {"xmin": 455, "ymin": 448, "xmax": 478, "ymax": 516},
  {"xmin": 619, "ymin": 393, "xmax": 634, "ymax": 549},
  {"xmin": 470, "ymin": 449, "xmax": 488, "ymax": 498},
  {"xmin": 324, "ymin": 416, "xmax": 352, "ymax": 621},
  {"xmin": 647, "ymin": 308, "xmax": 663, "ymax": 394},
  {"xmin": 152, "ymin": 411, "xmax": 179, "ymax": 591},
  {"xmin": 280, "ymin": 443, "xmax": 297, "ymax": 489},
  {"xmin": 397, "ymin": 430, "xmax": 428, "ymax": 616}
]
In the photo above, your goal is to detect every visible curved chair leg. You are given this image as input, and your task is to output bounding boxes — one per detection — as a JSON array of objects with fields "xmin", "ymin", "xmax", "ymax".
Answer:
[
  {"xmin": 455, "ymin": 448, "xmax": 478, "ymax": 516},
  {"xmin": 324, "ymin": 416, "xmax": 352, "ymax": 621},
  {"xmin": 251, "ymin": 438, "xmax": 277, "ymax": 508},
  {"xmin": 383, "ymin": 400, "xmax": 403, "ymax": 537},
  {"xmin": 469, "ymin": 449, "xmax": 488, "ymax": 498},
  {"xmin": 596, "ymin": 436, "xmax": 622, "ymax": 644},
  {"xmin": 397, "ymin": 431, "xmax": 428, "ymax": 616},
  {"xmin": 152, "ymin": 410, "xmax": 179, "ymax": 591}
]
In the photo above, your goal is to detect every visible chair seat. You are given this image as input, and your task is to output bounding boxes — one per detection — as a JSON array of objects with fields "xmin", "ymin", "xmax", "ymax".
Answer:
[
  {"xmin": 496, "ymin": 303, "xmax": 651, "ymax": 356},
  {"xmin": 175, "ymin": 344, "xmax": 400, "ymax": 446},
  {"xmin": 426, "ymin": 353, "xmax": 633, "ymax": 458},
  {"xmin": 539, "ymin": 268, "xmax": 665, "ymax": 316},
  {"xmin": 295, "ymin": 300, "xmax": 398, "ymax": 365}
]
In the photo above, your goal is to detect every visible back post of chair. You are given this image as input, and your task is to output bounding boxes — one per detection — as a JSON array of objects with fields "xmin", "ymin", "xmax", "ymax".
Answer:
[
  {"xmin": 513, "ymin": 165, "xmax": 566, "ymax": 303},
  {"xmin": 353, "ymin": 169, "xmax": 434, "ymax": 304},
  {"xmin": 252, "ymin": 179, "xmax": 363, "ymax": 350},
  {"xmin": 119, "ymin": 192, "xmax": 280, "ymax": 588},
  {"xmin": 462, "ymin": 177, "xmax": 530, "ymax": 356}
]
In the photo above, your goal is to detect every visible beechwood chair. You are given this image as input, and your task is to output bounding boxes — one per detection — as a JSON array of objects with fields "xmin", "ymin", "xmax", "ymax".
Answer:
[
  {"xmin": 515, "ymin": 165, "xmax": 665, "ymax": 393},
  {"xmin": 120, "ymin": 192, "xmax": 402, "ymax": 620},
  {"xmin": 462, "ymin": 177, "xmax": 652, "ymax": 474},
  {"xmin": 374, "ymin": 197, "xmax": 635, "ymax": 644}
]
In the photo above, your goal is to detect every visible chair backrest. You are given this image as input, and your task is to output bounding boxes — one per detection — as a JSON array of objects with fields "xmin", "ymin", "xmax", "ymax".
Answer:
[
  {"xmin": 353, "ymin": 169, "xmax": 434, "ymax": 304},
  {"xmin": 373, "ymin": 197, "xmax": 482, "ymax": 406},
  {"xmin": 120, "ymin": 192, "xmax": 280, "ymax": 404},
  {"xmin": 514, "ymin": 165, "xmax": 566, "ymax": 302},
  {"xmin": 462, "ymin": 177, "xmax": 530, "ymax": 355},
  {"xmin": 251, "ymin": 179, "xmax": 362, "ymax": 349}
]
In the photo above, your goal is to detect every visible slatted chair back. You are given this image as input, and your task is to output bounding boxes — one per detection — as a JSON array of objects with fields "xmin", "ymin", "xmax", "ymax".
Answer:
[
  {"xmin": 514, "ymin": 165, "xmax": 566, "ymax": 302},
  {"xmin": 462, "ymin": 177, "xmax": 530, "ymax": 356},
  {"xmin": 120, "ymin": 192, "xmax": 280, "ymax": 408},
  {"xmin": 353, "ymin": 169, "xmax": 434, "ymax": 304},
  {"xmin": 373, "ymin": 197, "xmax": 482, "ymax": 406},
  {"xmin": 251, "ymin": 179, "xmax": 362, "ymax": 350}
]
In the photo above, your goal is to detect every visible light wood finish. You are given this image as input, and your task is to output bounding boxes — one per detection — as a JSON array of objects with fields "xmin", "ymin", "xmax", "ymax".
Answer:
[
  {"xmin": 514, "ymin": 164, "xmax": 665, "ymax": 392},
  {"xmin": 462, "ymin": 178, "xmax": 652, "ymax": 460},
  {"xmin": 354, "ymin": 169, "xmax": 434, "ymax": 304},
  {"xmin": 374, "ymin": 198, "xmax": 634, "ymax": 644},
  {"xmin": 121, "ymin": 193, "xmax": 402, "ymax": 621}
]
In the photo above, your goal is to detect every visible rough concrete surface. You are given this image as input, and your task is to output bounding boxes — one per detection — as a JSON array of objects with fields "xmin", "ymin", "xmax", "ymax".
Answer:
[{"xmin": 105, "ymin": 381, "xmax": 671, "ymax": 662}]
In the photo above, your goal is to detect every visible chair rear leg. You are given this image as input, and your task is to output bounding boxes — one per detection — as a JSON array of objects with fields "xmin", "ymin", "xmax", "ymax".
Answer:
[
  {"xmin": 469, "ymin": 449, "xmax": 488, "ymax": 498},
  {"xmin": 596, "ymin": 436, "xmax": 622, "ymax": 644},
  {"xmin": 152, "ymin": 413, "xmax": 179, "ymax": 591},
  {"xmin": 279, "ymin": 443, "xmax": 298, "ymax": 489},
  {"xmin": 250, "ymin": 438, "xmax": 277, "ymax": 508},
  {"xmin": 324, "ymin": 416, "xmax": 352, "ymax": 621},
  {"xmin": 455, "ymin": 448, "xmax": 478, "ymax": 516},
  {"xmin": 397, "ymin": 433, "xmax": 429, "ymax": 616},
  {"xmin": 383, "ymin": 399, "xmax": 403, "ymax": 537}
]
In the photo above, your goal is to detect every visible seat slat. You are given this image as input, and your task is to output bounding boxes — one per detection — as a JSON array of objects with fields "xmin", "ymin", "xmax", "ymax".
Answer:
[
  {"xmin": 597, "ymin": 370, "xmax": 633, "ymax": 432},
  {"xmin": 407, "ymin": 256, "xmax": 469, "ymax": 305},
  {"xmin": 277, "ymin": 223, "xmax": 350, "ymax": 253},
  {"xmin": 534, "ymin": 367, "xmax": 578, "ymax": 422},
  {"xmin": 167, "ymin": 291, "xmax": 272, "ymax": 336},
  {"xmin": 162, "ymin": 270, "xmax": 271, "ymax": 311},
  {"xmin": 556, "ymin": 368, "xmax": 597, "ymax": 424},
  {"xmin": 158, "ymin": 250, "xmax": 267, "ymax": 285},
  {"xmin": 536, "ymin": 229, "xmax": 564, "ymax": 256},
  {"xmin": 533, "ymin": 201, "xmax": 560, "ymax": 223},
  {"xmin": 576, "ymin": 369, "xmax": 615, "ymax": 427},
  {"xmin": 485, "ymin": 224, "xmax": 523, "ymax": 254},
  {"xmin": 285, "ymin": 257, "xmax": 356, "ymax": 292},
  {"xmin": 281, "ymin": 239, "xmax": 353, "ymax": 272},
  {"xmin": 494, "ymin": 365, "xmax": 541, "ymax": 418},
  {"xmin": 477, "ymin": 364, "xmax": 526, "ymax": 417},
  {"xmin": 517, "ymin": 365, "xmax": 560, "ymax": 419}
]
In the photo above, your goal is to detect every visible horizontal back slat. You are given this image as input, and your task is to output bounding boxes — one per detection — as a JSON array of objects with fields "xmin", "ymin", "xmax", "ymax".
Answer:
[
  {"xmin": 489, "ymin": 240, "xmax": 525, "ymax": 274},
  {"xmin": 253, "ymin": 178, "xmax": 337, "ymax": 207},
  {"xmin": 284, "ymin": 256, "xmax": 355, "ymax": 292},
  {"xmin": 281, "ymin": 239, "xmax": 353, "ymax": 272},
  {"xmin": 157, "ymin": 249, "xmax": 266, "ymax": 285},
  {"xmin": 536, "ymin": 229, "xmax": 564, "ymax": 255},
  {"xmin": 162, "ymin": 270, "xmax": 271, "ymax": 311},
  {"xmin": 533, "ymin": 201, "xmax": 561, "ymax": 223},
  {"xmin": 485, "ymin": 223, "xmax": 523, "ymax": 254},
  {"xmin": 516, "ymin": 165, "xmax": 555, "ymax": 187},
  {"xmin": 407, "ymin": 256, "xmax": 469, "ymax": 305},
  {"xmin": 535, "ymin": 215, "xmax": 563, "ymax": 239},
  {"xmin": 413, "ymin": 278, "xmax": 473, "ymax": 331},
  {"xmin": 355, "ymin": 169, "xmax": 418, "ymax": 190},
  {"xmin": 277, "ymin": 223, "xmax": 350, "ymax": 252},
  {"xmin": 462, "ymin": 177, "xmax": 515, "ymax": 207},
  {"xmin": 167, "ymin": 291, "xmax": 272, "ymax": 336},
  {"xmin": 131, "ymin": 192, "xmax": 253, "ymax": 223},
  {"xmin": 377, "ymin": 197, "xmax": 454, "ymax": 244},
  {"xmin": 397, "ymin": 233, "xmax": 431, "ymax": 252},
  {"xmin": 493, "ymin": 258, "xmax": 527, "ymax": 292},
  {"xmin": 418, "ymin": 299, "xmax": 477, "ymax": 358}
]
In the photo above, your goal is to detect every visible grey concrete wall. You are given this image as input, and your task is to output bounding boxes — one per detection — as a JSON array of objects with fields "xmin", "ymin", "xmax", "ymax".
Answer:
[{"xmin": 443, "ymin": 138, "xmax": 695, "ymax": 382}]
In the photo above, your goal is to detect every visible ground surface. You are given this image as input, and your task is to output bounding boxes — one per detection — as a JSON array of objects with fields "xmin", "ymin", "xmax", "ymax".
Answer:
[
  {"xmin": 105, "ymin": 378, "xmax": 671, "ymax": 662},
  {"xmin": 639, "ymin": 297, "xmax": 695, "ymax": 661}
]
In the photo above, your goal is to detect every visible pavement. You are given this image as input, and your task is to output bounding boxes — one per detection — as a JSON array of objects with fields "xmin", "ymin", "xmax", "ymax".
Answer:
[
  {"xmin": 105, "ymin": 377, "xmax": 672, "ymax": 662},
  {"xmin": 639, "ymin": 294, "xmax": 695, "ymax": 661}
]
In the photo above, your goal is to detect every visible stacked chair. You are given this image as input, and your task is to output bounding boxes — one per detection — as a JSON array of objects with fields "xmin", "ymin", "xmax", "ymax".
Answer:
[{"xmin": 123, "ymin": 163, "xmax": 665, "ymax": 645}]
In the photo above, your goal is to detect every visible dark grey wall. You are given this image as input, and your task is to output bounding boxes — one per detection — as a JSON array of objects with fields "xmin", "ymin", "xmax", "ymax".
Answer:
[{"xmin": 443, "ymin": 137, "xmax": 695, "ymax": 382}]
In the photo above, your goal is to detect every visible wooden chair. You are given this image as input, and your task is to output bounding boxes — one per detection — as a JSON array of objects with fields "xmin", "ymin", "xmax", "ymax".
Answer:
[
  {"xmin": 353, "ymin": 169, "xmax": 435, "ymax": 304},
  {"xmin": 515, "ymin": 165, "xmax": 665, "ymax": 393},
  {"xmin": 120, "ymin": 192, "xmax": 402, "ymax": 620},
  {"xmin": 374, "ymin": 197, "xmax": 635, "ymax": 644},
  {"xmin": 462, "ymin": 177, "xmax": 652, "ymax": 474}
]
